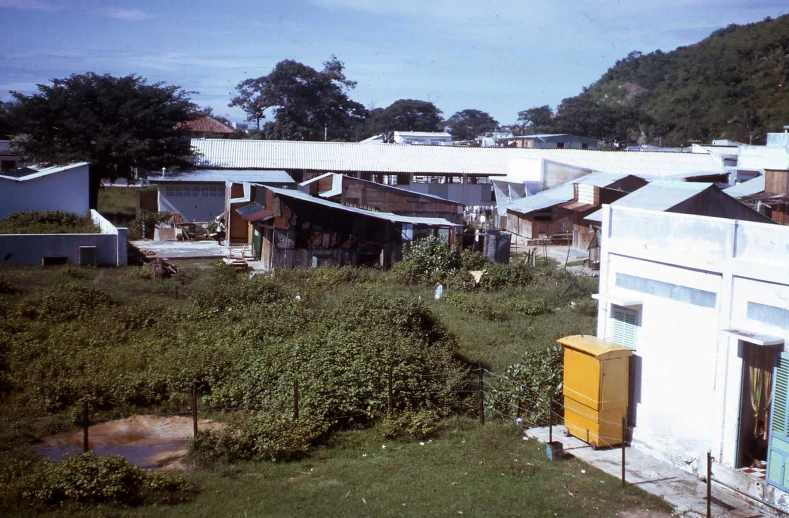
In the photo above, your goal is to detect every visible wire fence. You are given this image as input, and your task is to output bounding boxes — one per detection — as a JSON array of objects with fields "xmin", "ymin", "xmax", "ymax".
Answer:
[{"xmin": 7, "ymin": 364, "xmax": 782, "ymax": 516}]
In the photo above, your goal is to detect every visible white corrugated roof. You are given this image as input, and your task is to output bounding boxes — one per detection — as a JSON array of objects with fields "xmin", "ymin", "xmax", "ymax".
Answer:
[
  {"xmin": 0, "ymin": 162, "xmax": 89, "ymax": 182},
  {"xmin": 505, "ymin": 172, "xmax": 632, "ymax": 216},
  {"xmin": 149, "ymin": 169, "xmax": 294, "ymax": 184},
  {"xmin": 261, "ymin": 185, "xmax": 460, "ymax": 226},
  {"xmin": 191, "ymin": 139, "xmax": 725, "ymax": 178},
  {"xmin": 725, "ymin": 176, "xmax": 765, "ymax": 198},
  {"xmin": 586, "ymin": 181, "xmax": 713, "ymax": 222}
]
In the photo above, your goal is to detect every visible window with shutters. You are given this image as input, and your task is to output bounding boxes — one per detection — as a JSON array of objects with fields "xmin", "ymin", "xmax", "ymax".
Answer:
[
  {"xmin": 611, "ymin": 306, "xmax": 638, "ymax": 349},
  {"xmin": 767, "ymin": 352, "xmax": 789, "ymax": 491}
]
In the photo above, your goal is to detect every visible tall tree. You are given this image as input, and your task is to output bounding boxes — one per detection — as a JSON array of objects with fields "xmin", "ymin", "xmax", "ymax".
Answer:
[
  {"xmin": 11, "ymin": 72, "xmax": 196, "ymax": 206},
  {"xmin": 0, "ymin": 100, "xmax": 20, "ymax": 139},
  {"xmin": 445, "ymin": 109, "xmax": 499, "ymax": 140},
  {"xmin": 230, "ymin": 56, "xmax": 367, "ymax": 141},
  {"xmin": 515, "ymin": 105, "xmax": 554, "ymax": 135},
  {"xmin": 365, "ymin": 99, "xmax": 444, "ymax": 142}
]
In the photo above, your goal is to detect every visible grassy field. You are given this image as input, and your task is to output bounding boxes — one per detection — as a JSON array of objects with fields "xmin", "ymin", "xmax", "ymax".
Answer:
[{"xmin": 0, "ymin": 264, "xmax": 670, "ymax": 516}]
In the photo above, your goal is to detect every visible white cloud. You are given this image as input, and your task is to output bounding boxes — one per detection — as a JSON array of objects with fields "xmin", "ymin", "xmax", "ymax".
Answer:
[
  {"xmin": 0, "ymin": 0, "xmax": 66, "ymax": 12},
  {"xmin": 94, "ymin": 7, "xmax": 153, "ymax": 21}
]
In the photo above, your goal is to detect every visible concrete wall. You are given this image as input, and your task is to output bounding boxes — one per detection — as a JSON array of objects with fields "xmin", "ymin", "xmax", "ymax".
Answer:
[
  {"xmin": 595, "ymin": 206, "xmax": 789, "ymax": 501},
  {"xmin": 0, "ymin": 163, "xmax": 90, "ymax": 219},
  {"xmin": 0, "ymin": 210, "xmax": 127, "ymax": 266}
]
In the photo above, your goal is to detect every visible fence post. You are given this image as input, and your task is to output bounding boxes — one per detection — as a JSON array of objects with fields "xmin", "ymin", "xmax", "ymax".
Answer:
[
  {"xmin": 293, "ymin": 379, "xmax": 299, "ymax": 421},
  {"xmin": 478, "ymin": 364, "xmax": 484, "ymax": 425},
  {"xmin": 192, "ymin": 386, "xmax": 198, "ymax": 437},
  {"xmin": 621, "ymin": 417, "xmax": 627, "ymax": 487},
  {"xmin": 387, "ymin": 365, "xmax": 393, "ymax": 415},
  {"xmin": 549, "ymin": 397, "xmax": 553, "ymax": 443},
  {"xmin": 82, "ymin": 400, "xmax": 89, "ymax": 453},
  {"xmin": 707, "ymin": 451, "xmax": 712, "ymax": 518}
]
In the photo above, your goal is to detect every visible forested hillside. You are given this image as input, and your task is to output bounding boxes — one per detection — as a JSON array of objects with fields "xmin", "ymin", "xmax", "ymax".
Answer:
[{"xmin": 548, "ymin": 15, "xmax": 789, "ymax": 146}]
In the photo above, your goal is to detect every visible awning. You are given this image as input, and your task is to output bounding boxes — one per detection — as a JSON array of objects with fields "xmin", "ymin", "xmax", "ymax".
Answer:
[
  {"xmin": 236, "ymin": 202, "xmax": 273, "ymax": 222},
  {"xmin": 560, "ymin": 201, "xmax": 598, "ymax": 212},
  {"xmin": 720, "ymin": 328, "xmax": 785, "ymax": 346},
  {"xmin": 592, "ymin": 291, "xmax": 643, "ymax": 307}
]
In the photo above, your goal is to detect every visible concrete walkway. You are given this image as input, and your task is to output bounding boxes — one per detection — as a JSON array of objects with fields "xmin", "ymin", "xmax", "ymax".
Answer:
[
  {"xmin": 526, "ymin": 426, "xmax": 771, "ymax": 517},
  {"xmin": 130, "ymin": 240, "xmax": 227, "ymax": 259}
]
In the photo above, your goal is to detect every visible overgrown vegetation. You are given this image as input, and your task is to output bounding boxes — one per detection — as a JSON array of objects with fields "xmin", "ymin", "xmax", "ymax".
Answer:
[
  {"xmin": 0, "ymin": 244, "xmax": 614, "ymax": 514},
  {"xmin": 0, "ymin": 211, "xmax": 100, "ymax": 234}
]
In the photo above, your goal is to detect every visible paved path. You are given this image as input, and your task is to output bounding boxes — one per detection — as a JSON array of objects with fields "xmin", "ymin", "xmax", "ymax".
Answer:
[{"xmin": 526, "ymin": 426, "xmax": 771, "ymax": 517}]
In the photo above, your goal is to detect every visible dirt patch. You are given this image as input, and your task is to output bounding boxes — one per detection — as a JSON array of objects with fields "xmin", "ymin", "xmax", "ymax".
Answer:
[{"xmin": 37, "ymin": 415, "xmax": 223, "ymax": 470}]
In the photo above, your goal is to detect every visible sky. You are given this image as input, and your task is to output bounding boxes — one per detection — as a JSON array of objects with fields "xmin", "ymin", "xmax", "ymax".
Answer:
[{"xmin": 1, "ymin": 0, "xmax": 787, "ymax": 126}]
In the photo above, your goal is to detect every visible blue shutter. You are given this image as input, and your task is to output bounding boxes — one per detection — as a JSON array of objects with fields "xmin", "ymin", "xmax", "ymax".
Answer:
[{"xmin": 767, "ymin": 352, "xmax": 789, "ymax": 491}]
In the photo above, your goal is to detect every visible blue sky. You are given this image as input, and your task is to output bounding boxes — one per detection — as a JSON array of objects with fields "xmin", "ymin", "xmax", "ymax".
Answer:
[{"xmin": 1, "ymin": 0, "xmax": 787, "ymax": 126}]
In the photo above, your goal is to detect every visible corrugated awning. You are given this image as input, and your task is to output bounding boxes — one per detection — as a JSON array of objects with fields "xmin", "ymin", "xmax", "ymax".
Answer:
[
  {"xmin": 720, "ymin": 329, "xmax": 784, "ymax": 346},
  {"xmin": 560, "ymin": 200, "xmax": 598, "ymax": 212},
  {"xmin": 236, "ymin": 202, "xmax": 273, "ymax": 222}
]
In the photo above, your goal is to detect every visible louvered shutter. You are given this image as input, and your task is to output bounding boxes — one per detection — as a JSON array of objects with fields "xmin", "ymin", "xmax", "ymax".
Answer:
[
  {"xmin": 767, "ymin": 353, "xmax": 789, "ymax": 491},
  {"xmin": 612, "ymin": 307, "xmax": 638, "ymax": 349}
]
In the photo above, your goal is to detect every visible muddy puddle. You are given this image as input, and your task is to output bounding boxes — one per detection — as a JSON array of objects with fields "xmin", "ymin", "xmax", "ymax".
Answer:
[{"xmin": 37, "ymin": 415, "xmax": 222, "ymax": 470}]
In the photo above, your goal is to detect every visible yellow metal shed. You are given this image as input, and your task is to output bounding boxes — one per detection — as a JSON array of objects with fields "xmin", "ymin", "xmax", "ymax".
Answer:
[{"xmin": 557, "ymin": 335, "xmax": 631, "ymax": 449}]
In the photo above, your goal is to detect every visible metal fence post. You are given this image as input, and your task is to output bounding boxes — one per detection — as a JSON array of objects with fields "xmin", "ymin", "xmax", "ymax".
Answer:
[
  {"xmin": 707, "ymin": 451, "xmax": 712, "ymax": 518},
  {"xmin": 478, "ymin": 365, "xmax": 484, "ymax": 425},
  {"xmin": 621, "ymin": 417, "xmax": 627, "ymax": 487},
  {"xmin": 82, "ymin": 400, "xmax": 89, "ymax": 453},
  {"xmin": 192, "ymin": 386, "xmax": 198, "ymax": 437},
  {"xmin": 387, "ymin": 365, "xmax": 393, "ymax": 415},
  {"xmin": 293, "ymin": 379, "xmax": 299, "ymax": 421}
]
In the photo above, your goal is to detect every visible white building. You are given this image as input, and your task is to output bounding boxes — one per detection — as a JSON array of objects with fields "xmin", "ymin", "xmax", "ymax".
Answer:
[
  {"xmin": 594, "ymin": 205, "xmax": 789, "ymax": 509},
  {"xmin": 360, "ymin": 131, "xmax": 453, "ymax": 146},
  {"xmin": 0, "ymin": 162, "xmax": 90, "ymax": 219}
]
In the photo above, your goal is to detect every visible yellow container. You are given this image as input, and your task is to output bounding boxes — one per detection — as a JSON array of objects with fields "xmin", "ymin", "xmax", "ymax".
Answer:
[{"xmin": 557, "ymin": 335, "xmax": 631, "ymax": 449}]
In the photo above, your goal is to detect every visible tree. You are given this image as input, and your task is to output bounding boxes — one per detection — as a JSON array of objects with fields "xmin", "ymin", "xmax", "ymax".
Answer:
[
  {"xmin": 515, "ymin": 105, "xmax": 554, "ymax": 135},
  {"xmin": 0, "ymin": 101, "xmax": 20, "ymax": 139},
  {"xmin": 444, "ymin": 109, "xmax": 499, "ymax": 140},
  {"xmin": 229, "ymin": 56, "xmax": 367, "ymax": 141},
  {"xmin": 365, "ymin": 99, "xmax": 444, "ymax": 142},
  {"xmin": 11, "ymin": 72, "xmax": 196, "ymax": 206}
]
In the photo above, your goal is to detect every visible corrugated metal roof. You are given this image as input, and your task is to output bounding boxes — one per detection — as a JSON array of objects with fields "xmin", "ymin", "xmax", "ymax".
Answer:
[
  {"xmin": 395, "ymin": 131, "xmax": 452, "ymax": 138},
  {"xmin": 191, "ymin": 139, "xmax": 725, "ymax": 178},
  {"xmin": 0, "ymin": 162, "xmax": 89, "ymax": 182},
  {"xmin": 149, "ymin": 169, "xmax": 295, "ymax": 184},
  {"xmin": 300, "ymin": 173, "xmax": 464, "ymax": 204},
  {"xmin": 261, "ymin": 184, "xmax": 460, "ymax": 226},
  {"xmin": 585, "ymin": 181, "xmax": 713, "ymax": 222},
  {"xmin": 504, "ymin": 172, "xmax": 631, "ymax": 216},
  {"xmin": 725, "ymin": 176, "xmax": 765, "ymax": 198}
]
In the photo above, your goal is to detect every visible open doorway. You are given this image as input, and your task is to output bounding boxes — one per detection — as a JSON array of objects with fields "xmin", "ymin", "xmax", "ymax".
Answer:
[{"xmin": 737, "ymin": 341, "xmax": 778, "ymax": 469}]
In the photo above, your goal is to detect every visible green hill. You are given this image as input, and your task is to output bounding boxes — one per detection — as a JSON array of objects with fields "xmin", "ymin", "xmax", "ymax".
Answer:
[{"xmin": 553, "ymin": 15, "xmax": 789, "ymax": 146}]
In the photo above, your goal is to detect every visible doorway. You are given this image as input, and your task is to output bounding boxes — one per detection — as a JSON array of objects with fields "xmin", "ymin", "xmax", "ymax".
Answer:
[{"xmin": 737, "ymin": 341, "xmax": 777, "ymax": 469}]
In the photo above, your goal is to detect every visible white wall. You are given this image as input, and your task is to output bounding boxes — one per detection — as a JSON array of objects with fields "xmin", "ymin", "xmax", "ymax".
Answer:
[
  {"xmin": 157, "ymin": 183, "xmax": 225, "ymax": 222},
  {"xmin": 596, "ymin": 206, "xmax": 789, "ymax": 479},
  {"xmin": 0, "ymin": 210, "xmax": 127, "ymax": 266},
  {"xmin": 0, "ymin": 164, "xmax": 90, "ymax": 219}
]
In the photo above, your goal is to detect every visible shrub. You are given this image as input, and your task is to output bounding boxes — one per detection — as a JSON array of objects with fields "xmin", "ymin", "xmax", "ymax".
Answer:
[
  {"xmin": 572, "ymin": 298, "xmax": 598, "ymax": 316},
  {"xmin": 460, "ymin": 250, "xmax": 489, "ymax": 271},
  {"xmin": 0, "ymin": 211, "xmax": 100, "ymax": 234},
  {"xmin": 2, "ymin": 454, "xmax": 195, "ymax": 509},
  {"xmin": 380, "ymin": 409, "xmax": 443, "ymax": 440},
  {"xmin": 511, "ymin": 298, "xmax": 547, "ymax": 316},
  {"xmin": 17, "ymin": 283, "xmax": 115, "ymax": 322},
  {"xmin": 487, "ymin": 345, "xmax": 563, "ymax": 427},
  {"xmin": 0, "ymin": 278, "xmax": 18, "ymax": 295},
  {"xmin": 478, "ymin": 262, "xmax": 535, "ymax": 290},
  {"xmin": 392, "ymin": 236, "xmax": 461, "ymax": 284},
  {"xmin": 129, "ymin": 211, "xmax": 171, "ymax": 240}
]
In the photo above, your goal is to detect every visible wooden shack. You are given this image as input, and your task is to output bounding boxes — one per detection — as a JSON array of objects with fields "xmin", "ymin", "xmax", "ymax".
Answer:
[
  {"xmin": 301, "ymin": 173, "xmax": 465, "ymax": 225},
  {"xmin": 236, "ymin": 184, "xmax": 460, "ymax": 270}
]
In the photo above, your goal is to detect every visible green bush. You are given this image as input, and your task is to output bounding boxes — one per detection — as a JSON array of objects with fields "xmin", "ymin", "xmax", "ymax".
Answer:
[
  {"xmin": 460, "ymin": 250, "xmax": 489, "ymax": 271},
  {"xmin": 478, "ymin": 262, "xmax": 535, "ymax": 290},
  {"xmin": 380, "ymin": 409, "xmax": 443, "ymax": 440},
  {"xmin": 487, "ymin": 346, "xmax": 563, "ymax": 426},
  {"xmin": 1, "ymin": 454, "xmax": 195, "ymax": 509},
  {"xmin": 391, "ymin": 236, "xmax": 461, "ymax": 284},
  {"xmin": 511, "ymin": 298, "xmax": 547, "ymax": 316},
  {"xmin": 572, "ymin": 298, "xmax": 598, "ymax": 316},
  {"xmin": 17, "ymin": 283, "xmax": 115, "ymax": 322},
  {"xmin": 129, "ymin": 211, "xmax": 171, "ymax": 240},
  {"xmin": 0, "ymin": 211, "xmax": 100, "ymax": 234}
]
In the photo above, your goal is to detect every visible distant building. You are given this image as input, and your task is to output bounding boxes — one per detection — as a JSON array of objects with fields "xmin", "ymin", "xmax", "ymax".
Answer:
[
  {"xmin": 500, "ymin": 134, "xmax": 599, "ymax": 150},
  {"xmin": 150, "ymin": 169, "xmax": 296, "ymax": 223},
  {"xmin": 0, "ymin": 141, "xmax": 23, "ymax": 173},
  {"xmin": 360, "ymin": 131, "xmax": 454, "ymax": 146},
  {"xmin": 229, "ymin": 183, "xmax": 459, "ymax": 269},
  {"xmin": 0, "ymin": 162, "xmax": 90, "ymax": 219},
  {"xmin": 178, "ymin": 116, "xmax": 235, "ymax": 138},
  {"xmin": 725, "ymin": 168, "xmax": 789, "ymax": 225},
  {"xmin": 300, "ymin": 173, "xmax": 465, "ymax": 224}
]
